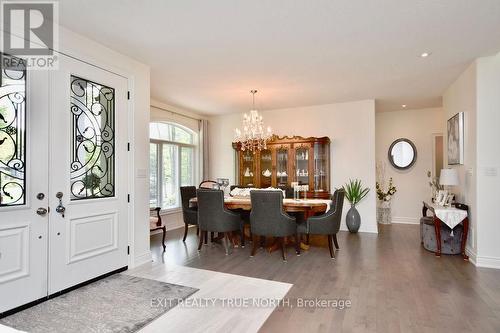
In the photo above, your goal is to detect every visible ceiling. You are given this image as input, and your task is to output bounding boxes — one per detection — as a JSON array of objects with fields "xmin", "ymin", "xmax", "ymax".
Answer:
[{"xmin": 59, "ymin": 0, "xmax": 500, "ymax": 115}]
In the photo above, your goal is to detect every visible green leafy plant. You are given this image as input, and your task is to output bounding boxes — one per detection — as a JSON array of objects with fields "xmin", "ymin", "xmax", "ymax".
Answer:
[
  {"xmin": 82, "ymin": 173, "xmax": 101, "ymax": 196},
  {"xmin": 343, "ymin": 179, "xmax": 370, "ymax": 206}
]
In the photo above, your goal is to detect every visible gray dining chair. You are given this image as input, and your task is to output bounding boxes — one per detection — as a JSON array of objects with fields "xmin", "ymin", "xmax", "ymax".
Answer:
[
  {"xmin": 180, "ymin": 186, "xmax": 199, "ymax": 242},
  {"xmin": 249, "ymin": 190, "xmax": 299, "ymax": 261},
  {"xmin": 196, "ymin": 188, "xmax": 241, "ymax": 255},
  {"xmin": 297, "ymin": 189, "xmax": 345, "ymax": 259}
]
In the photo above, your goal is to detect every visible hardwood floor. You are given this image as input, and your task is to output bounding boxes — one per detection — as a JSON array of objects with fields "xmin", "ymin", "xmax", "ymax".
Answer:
[{"xmin": 149, "ymin": 224, "xmax": 500, "ymax": 333}]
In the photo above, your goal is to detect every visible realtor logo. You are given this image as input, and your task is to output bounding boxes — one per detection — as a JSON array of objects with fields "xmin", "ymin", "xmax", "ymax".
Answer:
[{"xmin": 1, "ymin": 0, "xmax": 58, "ymax": 69}]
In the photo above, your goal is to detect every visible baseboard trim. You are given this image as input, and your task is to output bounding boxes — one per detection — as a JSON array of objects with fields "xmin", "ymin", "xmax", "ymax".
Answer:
[
  {"xmin": 391, "ymin": 216, "xmax": 419, "ymax": 224},
  {"xmin": 465, "ymin": 246, "xmax": 477, "ymax": 266},
  {"xmin": 133, "ymin": 251, "xmax": 152, "ymax": 268},
  {"xmin": 475, "ymin": 255, "xmax": 500, "ymax": 269},
  {"xmin": 339, "ymin": 226, "xmax": 378, "ymax": 234}
]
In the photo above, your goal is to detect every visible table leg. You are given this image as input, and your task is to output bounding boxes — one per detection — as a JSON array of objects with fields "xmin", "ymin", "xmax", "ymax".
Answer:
[
  {"xmin": 433, "ymin": 215, "xmax": 441, "ymax": 257},
  {"xmin": 461, "ymin": 218, "xmax": 469, "ymax": 261}
]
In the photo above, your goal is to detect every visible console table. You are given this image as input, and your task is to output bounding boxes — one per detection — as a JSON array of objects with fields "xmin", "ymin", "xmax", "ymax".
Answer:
[{"xmin": 422, "ymin": 201, "xmax": 469, "ymax": 260}]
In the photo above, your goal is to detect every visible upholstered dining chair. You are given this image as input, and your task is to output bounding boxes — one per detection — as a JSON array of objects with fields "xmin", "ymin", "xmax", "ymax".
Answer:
[
  {"xmin": 249, "ymin": 190, "xmax": 299, "ymax": 261},
  {"xmin": 180, "ymin": 186, "xmax": 199, "ymax": 242},
  {"xmin": 149, "ymin": 207, "xmax": 166, "ymax": 251},
  {"xmin": 297, "ymin": 189, "xmax": 345, "ymax": 259},
  {"xmin": 196, "ymin": 188, "xmax": 241, "ymax": 255}
]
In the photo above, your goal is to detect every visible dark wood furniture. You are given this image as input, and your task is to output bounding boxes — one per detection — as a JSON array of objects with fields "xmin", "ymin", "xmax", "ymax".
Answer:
[
  {"xmin": 233, "ymin": 135, "xmax": 331, "ymax": 199},
  {"xmin": 190, "ymin": 197, "xmax": 328, "ymax": 215},
  {"xmin": 422, "ymin": 201, "xmax": 469, "ymax": 260},
  {"xmin": 149, "ymin": 207, "xmax": 166, "ymax": 251}
]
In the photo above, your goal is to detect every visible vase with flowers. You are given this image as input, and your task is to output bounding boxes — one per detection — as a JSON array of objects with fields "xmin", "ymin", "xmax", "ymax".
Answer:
[{"xmin": 376, "ymin": 175, "xmax": 397, "ymax": 225}]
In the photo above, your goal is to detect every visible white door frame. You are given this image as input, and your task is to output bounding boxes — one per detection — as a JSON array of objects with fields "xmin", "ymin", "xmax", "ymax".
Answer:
[{"xmin": 431, "ymin": 132, "xmax": 444, "ymax": 178}]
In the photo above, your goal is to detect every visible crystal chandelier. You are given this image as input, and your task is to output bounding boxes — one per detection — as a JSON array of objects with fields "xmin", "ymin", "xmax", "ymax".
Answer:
[{"xmin": 234, "ymin": 90, "xmax": 272, "ymax": 152}]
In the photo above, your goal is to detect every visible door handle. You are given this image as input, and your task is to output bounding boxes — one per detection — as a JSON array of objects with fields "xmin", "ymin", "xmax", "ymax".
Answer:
[
  {"xmin": 36, "ymin": 207, "xmax": 48, "ymax": 216},
  {"xmin": 56, "ymin": 192, "xmax": 66, "ymax": 218}
]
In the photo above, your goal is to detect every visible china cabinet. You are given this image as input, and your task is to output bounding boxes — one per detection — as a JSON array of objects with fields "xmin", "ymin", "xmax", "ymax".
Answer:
[{"xmin": 233, "ymin": 135, "xmax": 331, "ymax": 198}]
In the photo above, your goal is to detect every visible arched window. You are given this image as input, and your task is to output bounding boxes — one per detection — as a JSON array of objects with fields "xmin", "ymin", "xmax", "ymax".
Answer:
[{"xmin": 149, "ymin": 122, "xmax": 197, "ymax": 209}]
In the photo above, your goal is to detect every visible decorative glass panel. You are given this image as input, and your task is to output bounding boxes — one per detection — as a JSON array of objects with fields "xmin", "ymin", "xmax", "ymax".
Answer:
[
  {"xmin": 276, "ymin": 148, "xmax": 288, "ymax": 186},
  {"xmin": 70, "ymin": 75, "xmax": 115, "ymax": 200},
  {"xmin": 259, "ymin": 149, "xmax": 272, "ymax": 188},
  {"xmin": 313, "ymin": 142, "xmax": 329, "ymax": 193},
  {"xmin": 295, "ymin": 147, "xmax": 309, "ymax": 185},
  {"xmin": 241, "ymin": 150, "xmax": 255, "ymax": 186},
  {"xmin": 0, "ymin": 54, "xmax": 26, "ymax": 207}
]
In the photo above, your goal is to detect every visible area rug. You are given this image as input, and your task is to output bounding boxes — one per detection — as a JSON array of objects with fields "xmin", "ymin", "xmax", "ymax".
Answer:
[{"xmin": 0, "ymin": 274, "xmax": 198, "ymax": 333}]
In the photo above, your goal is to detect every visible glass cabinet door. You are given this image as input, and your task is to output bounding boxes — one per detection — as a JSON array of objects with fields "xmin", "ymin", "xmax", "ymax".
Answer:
[
  {"xmin": 259, "ymin": 149, "xmax": 272, "ymax": 188},
  {"xmin": 241, "ymin": 150, "xmax": 255, "ymax": 186},
  {"xmin": 313, "ymin": 142, "xmax": 329, "ymax": 193},
  {"xmin": 295, "ymin": 146, "xmax": 310, "ymax": 186},
  {"xmin": 275, "ymin": 147, "xmax": 289, "ymax": 186}
]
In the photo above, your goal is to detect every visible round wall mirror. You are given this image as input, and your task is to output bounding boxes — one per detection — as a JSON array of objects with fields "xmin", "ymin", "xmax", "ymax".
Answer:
[{"xmin": 388, "ymin": 138, "xmax": 417, "ymax": 170}]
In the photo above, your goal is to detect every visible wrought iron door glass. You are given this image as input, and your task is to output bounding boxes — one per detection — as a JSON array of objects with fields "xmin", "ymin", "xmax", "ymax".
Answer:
[
  {"xmin": 70, "ymin": 75, "xmax": 115, "ymax": 200},
  {"xmin": 0, "ymin": 54, "xmax": 26, "ymax": 207}
]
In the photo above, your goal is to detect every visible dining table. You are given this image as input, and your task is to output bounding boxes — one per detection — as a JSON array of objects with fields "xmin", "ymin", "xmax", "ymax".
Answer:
[
  {"xmin": 189, "ymin": 196, "xmax": 331, "ymax": 217},
  {"xmin": 189, "ymin": 196, "xmax": 332, "ymax": 250}
]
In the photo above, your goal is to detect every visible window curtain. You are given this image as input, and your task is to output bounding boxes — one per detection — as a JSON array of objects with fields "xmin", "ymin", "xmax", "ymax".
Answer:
[{"xmin": 200, "ymin": 119, "xmax": 210, "ymax": 180}]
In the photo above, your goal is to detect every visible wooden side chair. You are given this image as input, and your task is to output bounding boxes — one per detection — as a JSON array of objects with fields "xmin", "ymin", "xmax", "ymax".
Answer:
[{"xmin": 150, "ymin": 207, "xmax": 166, "ymax": 251}]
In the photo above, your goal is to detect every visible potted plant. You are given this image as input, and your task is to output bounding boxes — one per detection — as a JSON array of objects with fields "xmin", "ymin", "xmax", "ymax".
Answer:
[
  {"xmin": 343, "ymin": 179, "xmax": 370, "ymax": 233},
  {"xmin": 82, "ymin": 173, "xmax": 101, "ymax": 197}
]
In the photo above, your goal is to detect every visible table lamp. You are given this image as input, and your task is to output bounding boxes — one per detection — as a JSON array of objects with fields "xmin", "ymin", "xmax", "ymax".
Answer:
[{"xmin": 439, "ymin": 168, "xmax": 459, "ymax": 187}]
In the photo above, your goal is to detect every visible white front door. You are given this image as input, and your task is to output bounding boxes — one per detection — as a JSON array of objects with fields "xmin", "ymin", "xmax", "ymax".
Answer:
[
  {"xmin": 47, "ymin": 55, "xmax": 129, "ymax": 293},
  {"xmin": 0, "ymin": 56, "xmax": 49, "ymax": 313}
]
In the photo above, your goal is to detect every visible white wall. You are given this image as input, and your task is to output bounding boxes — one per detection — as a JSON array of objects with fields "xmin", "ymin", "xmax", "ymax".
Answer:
[
  {"xmin": 443, "ymin": 62, "xmax": 478, "ymax": 258},
  {"xmin": 475, "ymin": 54, "xmax": 500, "ymax": 268},
  {"xmin": 376, "ymin": 108, "xmax": 444, "ymax": 224},
  {"xmin": 57, "ymin": 26, "xmax": 151, "ymax": 267},
  {"xmin": 209, "ymin": 100, "xmax": 377, "ymax": 233}
]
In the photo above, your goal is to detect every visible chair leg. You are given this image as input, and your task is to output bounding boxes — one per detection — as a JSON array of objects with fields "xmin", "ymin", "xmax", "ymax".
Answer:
[
  {"xmin": 182, "ymin": 223, "xmax": 189, "ymax": 242},
  {"xmin": 204, "ymin": 230, "xmax": 208, "ymax": 244},
  {"xmin": 240, "ymin": 225, "xmax": 245, "ymax": 248},
  {"xmin": 306, "ymin": 234, "xmax": 310, "ymax": 245},
  {"xmin": 280, "ymin": 237, "xmax": 287, "ymax": 262},
  {"xmin": 251, "ymin": 235, "xmax": 258, "ymax": 257},
  {"xmin": 223, "ymin": 232, "xmax": 233, "ymax": 255},
  {"xmin": 333, "ymin": 233, "xmax": 339, "ymax": 250},
  {"xmin": 260, "ymin": 236, "xmax": 266, "ymax": 248},
  {"xmin": 210, "ymin": 232, "xmax": 215, "ymax": 242},
  {"xmin": 196, "ymin": 226, "xmax": 199, "ymax": 236},
  {"xmin": 328, "ymin": 235, "xmax": 335, "ymax": 259},
  {"xmin": 162, "ymin": 227, "xmax": 166, "ymax": 252},
  {"xmin": 198, "ymin": 230, "xmax": 204, "ymax": 251},
  {"xmin": 294, "ymin": 233, "xmax": 301, "ymax": 256}
]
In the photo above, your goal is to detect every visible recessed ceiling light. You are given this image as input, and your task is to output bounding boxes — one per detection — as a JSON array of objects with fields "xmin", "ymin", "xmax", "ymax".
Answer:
[
  {"xmin": 402, "ymin": 104, "xmax": 407, "ymax": 108},
  {"xmin": 420, "ymin": 52, "xmax": 431, "ymax": 58}
]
